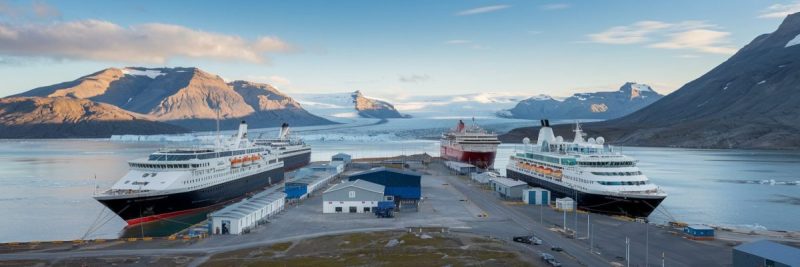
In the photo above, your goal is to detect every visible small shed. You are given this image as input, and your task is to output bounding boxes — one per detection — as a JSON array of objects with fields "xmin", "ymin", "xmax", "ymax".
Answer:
[
  {"xmin": 470, "ymin": 171, "xmax": 497, "ymax": 184},
  {"xmin": 555, "ymin": 197, "xmax": 575, "ymax": 211},
  {"xmin": 322, "ymin": 179, "xmax": 385, "ymax": 214},
  {"xmin": 209, "ymin": 190, "xmax": 286, "ymax": 235},
  {"xmin": 308, "ymin": 161, "xmax": 345, "ymax": 174},
  {"xmin": 445, "ymin": 161, "xmax": 478, "ymax": 175},
  {"xmin": 733, "ymin": 240, "xmax": 800, "ymax": 267},
  {"xmin": 522, "ymin": 188, "xmax": 550, "ymax": 205},
  {"xmin": 489, "ymin": 177, "xmax": 528, "ymax": 199},
  {"xmin": 332, "ymin": 153, "xmax": 352, "ymax": 165},
  {"xmin": 684, "ymin": 225, "xmax": 715, "ymax": 239}
]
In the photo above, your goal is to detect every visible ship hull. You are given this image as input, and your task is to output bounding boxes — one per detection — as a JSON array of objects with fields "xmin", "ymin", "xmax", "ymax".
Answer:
[
  {"xmin": 96, "ymin": 167, "xmax": 284, "ymax": 225},
  {"xmin": 441, "ymin": 145, "xmax": 496, "ymax": 169},
  {"xmin": 507, "ymin": 169, "xmax": 664, "ymax": 218},
  {"xmin": 281, "ymin": 150, "xmax": 311, "ymax": 171}
]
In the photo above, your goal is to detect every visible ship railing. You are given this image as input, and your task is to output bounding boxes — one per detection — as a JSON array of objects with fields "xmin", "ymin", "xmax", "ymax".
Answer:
[{"xmin": 101, "ymin": 189, "xmax": 151, "ymax": 196}]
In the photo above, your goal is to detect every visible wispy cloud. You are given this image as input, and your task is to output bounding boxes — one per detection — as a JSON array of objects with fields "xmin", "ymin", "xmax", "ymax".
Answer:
[
  {"xmin": 456, "ymin": 5, "xmax": 510, "ymax": 16},
  {"xmin": 588, "ymin": 20, "xmax": 736, "ymax": 55},
  {"xmin": 0, "ymin": 19, "xmax": 294, "ymax": 64},
  {"xmin": 649, "ymin": 29, "xmax": 737, "ymax": 55},
  {"xmin": 445, "ymin": 39, "xmax": 472, "ymax": 44},
  {"xmin": 588, "ymin": 21, "xmax": 672, "ymax": 44},
  {"xmin": 540, "ymin": 3, "xmax": 570, "ymax": 10},
  {"xmin": 759, "ymin": 1, "xmax": 800, "ymax": 19},
  {"xmin": 399, "ymin": 74, "xmax": 430, "ymax": 83}
]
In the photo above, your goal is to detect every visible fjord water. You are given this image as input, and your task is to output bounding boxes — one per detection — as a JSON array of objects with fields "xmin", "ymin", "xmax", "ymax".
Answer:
[{"xmin": 1, "ymin": 139, "xmax": 799, "ymax": 242}]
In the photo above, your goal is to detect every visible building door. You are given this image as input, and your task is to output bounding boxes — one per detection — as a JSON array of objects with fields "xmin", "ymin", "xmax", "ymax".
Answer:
[
  {"xmin": 363, "ymin": 207, "xmax": 370, "ymax": 213},
  {"xmin": 349, "ymin": 206, "xmax": 357, "ymax": 213},
  {"xmin": 335, "ymin": 207, "xmax": 342, "ymax": 213}
]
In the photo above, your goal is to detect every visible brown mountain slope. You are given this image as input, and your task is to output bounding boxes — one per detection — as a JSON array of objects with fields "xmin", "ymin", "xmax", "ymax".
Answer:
[
  {"xmin": 0, "ymin": 97, "xmax": 188, "ymax": 138},
  {"xmin": 12, "ymin": 67, "xmax": 333, "ymax": 130}
]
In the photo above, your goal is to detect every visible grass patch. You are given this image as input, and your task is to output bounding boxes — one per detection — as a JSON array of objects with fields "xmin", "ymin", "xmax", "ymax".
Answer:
[
  {"xmin": 203, "ymin": 231, "xmax": 535, "ymax": 267},
  {"xmin": 269, "ymin": 242, "xmax": 292, "ymax": 252}
]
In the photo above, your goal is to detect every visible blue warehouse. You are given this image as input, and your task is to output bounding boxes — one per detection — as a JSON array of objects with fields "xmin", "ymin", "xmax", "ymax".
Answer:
[{"xmin": 348, "ymin": 167, "xmax": 422, "ymax": 210}]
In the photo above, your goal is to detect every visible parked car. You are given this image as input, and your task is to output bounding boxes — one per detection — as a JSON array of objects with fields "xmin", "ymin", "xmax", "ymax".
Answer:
[
  {"xmin": 512, "ymin": 236, "xmax": 533, "ymax": 244},
  {"xmin": 551, "ymin": 246, "xmax": 564, "ymax": 252},
  {"xmin": 547, "ymin": 258, "xmax": 563, "ymax": 267},
  {"xmin": 540, "ymin": 253, "xmax": 554, "ymax": 261},
  {"xmin": 532, "ymin": 236, "xmax": 543, "ymax": 245}
]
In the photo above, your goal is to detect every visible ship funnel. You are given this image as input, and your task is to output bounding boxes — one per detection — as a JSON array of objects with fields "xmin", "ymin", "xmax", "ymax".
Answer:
[
  {"xmin": 536, "ymin": 119, "xmax": 556, "ymax": 146},
  {"xmin": 278, "ymin": 123, "xmax": 290, "ymax": 139},
  {"xmin": 235, "ymin": 120, "xmax": 248, "ymax": 147}
]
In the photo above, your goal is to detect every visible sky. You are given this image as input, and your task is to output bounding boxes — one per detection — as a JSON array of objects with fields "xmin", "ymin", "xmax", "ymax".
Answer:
[{"xmin": 0, "ymin": 0, "xmax": 797, "ymax": 99}]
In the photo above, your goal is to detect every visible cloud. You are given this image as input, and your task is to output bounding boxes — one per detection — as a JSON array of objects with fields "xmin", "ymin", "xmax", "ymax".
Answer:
[
  {"xmin": 759, "ymin": 1, "xmax": 800, "ymax": 19},
  {"xmin": 588, "ymin": 20, "xmax": 736, "ymax": 55},
  {"xmin": 0, "ymin": 19, "xmax": 294, "ymax": 64},
  {"xmin": 445, "ymin": 39, "xmax": 472, "ymax": 44},
  {"xmin": 650, "ymin": 29, "xmax": 737, "ymax": 55},
  {"xmin": 588, "ymin": 21, "xmax": 672, "ymax": 44},
  {"xmin": 540, "ymin": 3, "xmax": 570, "ymax": 10},
  {"xmin": 399, "ymin": 74, "xmax": 430, "ymax": 83},
  {"xmin": 456, "ymin": 5, "xmax": 510, "ymax": 16}
]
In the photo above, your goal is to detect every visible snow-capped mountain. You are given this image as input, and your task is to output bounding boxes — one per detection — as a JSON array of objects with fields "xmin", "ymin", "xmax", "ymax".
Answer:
[
  {"xmin": 294, "ymin": 91, "xmax": 529, "ymax": 119},
  {"xmin": 498, "ymin": 82, "xmax": 663, "ymax": 120},
  {"xmin": 293, "ymin": 90, "xmax": 407, "ymax": 120}
]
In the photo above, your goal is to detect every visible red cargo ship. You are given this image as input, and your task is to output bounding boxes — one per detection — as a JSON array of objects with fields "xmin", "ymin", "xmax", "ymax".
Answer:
[{"xmin": 440, "ymin": 120, "xmax": 501, "ymax": 169}]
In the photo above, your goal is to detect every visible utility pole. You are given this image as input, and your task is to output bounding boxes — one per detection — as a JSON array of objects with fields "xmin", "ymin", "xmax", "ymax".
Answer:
[
  {"xmin": 662, "ymin": 252, "xmax": 665, "ymax": 267},
  {"xmin": 574, "ymin": 190, "xmax": 578, "ymax": 238},
  {"xmin": 646, "ymin": 219, "xmax": 650, "ymax": 267},
  {"xmin": 563, "ymin": 208, "xmax": 567, "ymax": 231},
  {"xmin": 590, "ymin": 223, "xmax": 594, "ymax": 253},
  {"xmin": 627, "ymin": 237, "xmax": 632, "ymax": 267},
  {"xmin": 587, "ymin": 213, "xmax": 591, "ymax": 239}
]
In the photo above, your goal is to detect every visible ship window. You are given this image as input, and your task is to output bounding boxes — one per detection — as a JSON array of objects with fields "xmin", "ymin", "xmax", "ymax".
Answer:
[{"xmin": 151, "ymin": 173, "xmax": 157, "ymax": 177}]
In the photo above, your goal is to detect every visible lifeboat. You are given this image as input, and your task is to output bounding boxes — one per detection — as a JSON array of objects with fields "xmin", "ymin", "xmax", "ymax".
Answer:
[
  {"xmin": 230, "ymin": 157, "xmax": 242, "ymax": 168},
  {"xmin": 242, "ymin": 155, "xmax": 252, "ymax": 166},
  {"xmin": 553, "ymin": 170, "xmax": 563, "ymax": 178},
  {"xmin": 543, "ymin": 168, "xmax": 553, "ymax": 175}
]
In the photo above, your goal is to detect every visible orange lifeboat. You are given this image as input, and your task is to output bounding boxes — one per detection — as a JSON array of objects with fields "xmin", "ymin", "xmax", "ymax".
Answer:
[
  {"xmin": 553, "ymin": 170, "xmax": 563, "ymax": 178},
  {"xmin": 242, "ymin": 155, "xmax": 252, "ymax": 166},
  {"xmin": 543, "ymin": 168, "xmax": 553, "ymax": 175},
  {"xmin": 230, "ymin": 157, "xmax": 242, "ymax": 168}
]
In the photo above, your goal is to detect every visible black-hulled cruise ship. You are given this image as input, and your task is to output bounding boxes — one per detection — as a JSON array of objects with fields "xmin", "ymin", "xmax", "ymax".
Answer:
[
  {"xmin": 254, "ymin": 123, "xmax": 311, "ymax": 171},
  {"xmin": 506, "ymin": 120, "xmax": 666, "ymax": 218},
  {"xmin": 94, "ymin": 121, "xmax": 284, "ymax": 225}
]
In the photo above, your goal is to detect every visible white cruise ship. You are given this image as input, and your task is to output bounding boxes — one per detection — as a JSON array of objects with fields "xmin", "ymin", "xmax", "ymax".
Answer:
[
  {"xmin": 506, "ymin": 120, "xmax": 666, "ymax": 217},
  {"xmin": 94, "ymin": 121, "xmax": 285, "ymax": 225},
  {"xmin": 254, "ymin": 123, "xmax": 311, "ymax": 171}
]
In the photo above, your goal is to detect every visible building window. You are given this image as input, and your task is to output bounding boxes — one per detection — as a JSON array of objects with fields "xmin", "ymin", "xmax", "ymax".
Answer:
[
  {"xmin": 363, "ymin": 207, "xmax": 370, "ymax": 212},
  {"xmin": 348, "ymin": 191, "xmax": 356, "ymax": 198},
  {"xmin": 335, "ymin": 207, "xmax": 342, "ymax": 213},
  {"xmin": 349, "ymin": 206, "xmax": 357, "ymax": 213}
]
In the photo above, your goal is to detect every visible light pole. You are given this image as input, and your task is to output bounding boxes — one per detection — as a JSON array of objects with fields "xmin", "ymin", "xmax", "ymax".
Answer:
[
  {"xmin": 627, "ymin": 236, "xmax": 632, "ymax": 267},
  {"xmin": 646, "ymin": 219, "xmax": 650, "ymax": 267}
]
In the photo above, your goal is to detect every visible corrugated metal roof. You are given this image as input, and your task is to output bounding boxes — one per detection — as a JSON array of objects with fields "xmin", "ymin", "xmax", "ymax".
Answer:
[
  {"xmin": 491, "ymin": 177, "xmax": 528, "ymax": 187},
  {"xmin": 210, "ymin": 188, "xmax": 286, "ymax": 219},
  {"xmin": 324, "ymin": 179, "xmax": 385, "ymax": 194},
  {"xmin": 735, "ymin": 240, "xmax": 800, "ymax": 265},
  {"xmin": 687, "ymin": 225, "xmax": 714, "ymax": 230},
  {"xmin": 350, "ymin": 167, "xmax": 421, "ymax": 177}
]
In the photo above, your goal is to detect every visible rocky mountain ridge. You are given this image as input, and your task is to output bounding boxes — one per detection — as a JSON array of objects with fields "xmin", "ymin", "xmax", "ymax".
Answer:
[
  {"xmin": 498, "ymin": 82, "xmax": 663, "ymax": 120},
  {"xmin": 12, "ymin": 67, "xmax": 333, "ymax": 131}
]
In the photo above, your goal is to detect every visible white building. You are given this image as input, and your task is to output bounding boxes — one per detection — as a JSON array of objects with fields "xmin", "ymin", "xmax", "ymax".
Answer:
[
  {"xmin": 470, "ymin": 171, "xmax": 499, "ymax": 184},
  {"xmin": 209, "ymin": 189, "xmax": 286, "ymax": 235},
  {"xmin": 489, "ymin": 176, "xmax": 528, "ymax": 199},
  {"xmin": 445, "ymin": 161, "xmax": 478, "ymax": 175},
  {"xmin": 322, "ymin": 180, "xmax": 385, "ymax": 214},
  {"xmin": 555, "ymin": 197, "xmax": 575, "ymax": 211}
]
